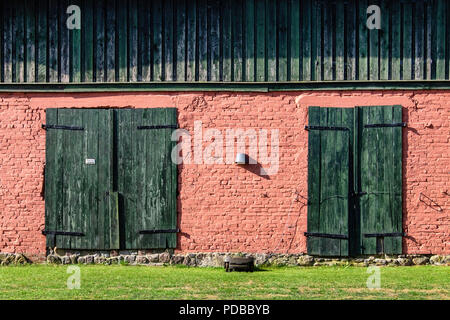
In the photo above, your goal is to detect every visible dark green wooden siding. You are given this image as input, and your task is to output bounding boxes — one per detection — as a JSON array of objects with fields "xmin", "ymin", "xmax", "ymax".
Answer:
[{"xmin": 2, "ymin": 0, "xmax": 450, "ymax": 84}]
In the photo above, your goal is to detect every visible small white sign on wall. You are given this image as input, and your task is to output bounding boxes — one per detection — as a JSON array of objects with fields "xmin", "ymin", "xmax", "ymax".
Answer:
[{"xmin": 85, "ymin": 159, "xmax": 96, "ymax": 165}]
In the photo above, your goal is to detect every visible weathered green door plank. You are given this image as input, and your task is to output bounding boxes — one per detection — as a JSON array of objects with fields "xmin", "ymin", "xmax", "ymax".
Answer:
[
  {"xmin": 59, "ymin": 110, "xmax": 75, "ymax": 248},
  {"xmin": 45, "ymin": 109, "xmax": 118, "ymax": 250},
  {"xmin": 71, "ymin": 109, "xmax": 84, "ymax": 249},
  {"xmin": 389, "ymin": 106, "xmax": 403, "ymax": 254},
  {"xmin": 342, "ymin": 107, "xmax": 356, "ymax": 255},
  {"xmin": 86, "ymin": 109, "xmax": 100, "ymax": 248},
  {"xmin": 306, "ymin": 107, "xmax": 350, "ymax": 256},
  {"xmin": 306, "ymin": 107, "xmax": 320, "ymax": 255},
  {"xmin": 44, "ymin": 109, "xmax": 59, "ymax": 248},
  {"xmin": 118, "ymin": 108, "xmax": 178, "ymax": 249},
  {"xmin": 117, "ymin": 109, "xmax": 134, "ymax": 248},
  {"xmin": 359, "ymin": 105, "xmax": 403, "ymax": 254},
  {"xmin": 134, "ymin": 109, "xmax": 147, "ymax": 248},
  {"xmin": 335, "ymin": 108, "xmax": 349, "ymax": 256},
  {"xmin": 96, "ymin": 110, "xmax": 110, "ymax": 248},
  {"xmin": 319, "ymin": 108, "xmax": 335, "ymax": 255}
]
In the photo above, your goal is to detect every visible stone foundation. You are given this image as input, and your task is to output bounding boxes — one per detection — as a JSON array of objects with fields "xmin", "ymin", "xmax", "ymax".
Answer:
[
  {"xmin": 43, "ymin": 251, "xmax": 450, "ymax": 267},
  {"xmin": 1, "ymin": 250, "xmax": 449, "ymax": 267},
  {"xmin": 0, "ymin": 253, "xmax": 32, "ymax": 265}
]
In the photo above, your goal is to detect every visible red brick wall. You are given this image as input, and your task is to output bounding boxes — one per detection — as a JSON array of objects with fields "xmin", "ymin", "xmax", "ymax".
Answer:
[{"xmin": 0, "ymin": 90, "xmax": 448, "ymax": 258}]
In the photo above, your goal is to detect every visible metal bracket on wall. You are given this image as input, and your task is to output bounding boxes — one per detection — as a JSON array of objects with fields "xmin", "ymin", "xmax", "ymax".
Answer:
[
  {"xmin": 304, "ymin": 125, "xmax": 349, "ymax": 131},
  {"xmin": 42, "ymin": 230, "xmax": 85, "ymax": 236},
  {"xmin": 139, "ymin": 228, "xmax": 180, "ymax": 234},
  {"xmin": 364, "ymin": 122, "xmax": 406, "ymax": 128},
  {"xmin": 304, "ymin": 232, "xmax": 348, "ymax": 240},
  {"xmin": 137, "ymin": 125, "xmax": 178, "ymax": 130},
  {"xmin": 363, "ymin": 232, "xmax": 405, "ymax": 238},
  {"xmin": 42, "ymin": 230, "xmax": 85, "ymax": 248},
  {"xmin": 41, "ymin": 124, "xmax": 85, "ymax": 131}
]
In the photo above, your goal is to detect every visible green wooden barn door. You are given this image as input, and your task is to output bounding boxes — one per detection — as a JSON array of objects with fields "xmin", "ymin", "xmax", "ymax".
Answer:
[
  {"xmin": 44, "ymin": 108, "xmax": 119, "ymax": 249},
  {"xmin": 116, "ymin": 108, "xmax": 178, "ymax": 249},
  {"xmin": 306, "ymin": 105, "xmax": 404, "ymax": 256},
  {"xmin": 357, "ymin": 105, "xmax": 403, "ymax": 254},
  {"xmin": 306, "ymin": 107, "xmax": 353, "ymax": 256}
]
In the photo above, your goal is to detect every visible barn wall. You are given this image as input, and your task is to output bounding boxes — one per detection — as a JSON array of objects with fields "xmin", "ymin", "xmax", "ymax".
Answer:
[{"xmin": 0, "ymin": 90, "xmax": 448, "ymax": 259}]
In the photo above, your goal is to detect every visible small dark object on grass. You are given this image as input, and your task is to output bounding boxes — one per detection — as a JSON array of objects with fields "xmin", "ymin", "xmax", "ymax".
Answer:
[{"xmin": 224, "ymin": 257, "xmax": 254, "ymax": 272}]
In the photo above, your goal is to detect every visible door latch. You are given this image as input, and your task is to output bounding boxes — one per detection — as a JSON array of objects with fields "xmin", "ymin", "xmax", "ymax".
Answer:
[{"xmin": 351, "ymin": 191, "xmax": 367, "ymax": 197}]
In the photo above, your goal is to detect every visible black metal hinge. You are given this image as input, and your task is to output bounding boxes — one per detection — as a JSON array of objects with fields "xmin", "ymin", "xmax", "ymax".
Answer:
[
  {"xmin": 304, "ymin": 232, "xmax": 348, "ymax": 240},
  {"xmin": 305, "ymin": 125, "xmax": 349, "ymax": 131},
  {"xmin": 42, "ymin": 230, "xmax": 85, "ymax": 236},
  {"xmin": 137, "ymin": 125, "xmax": 178, "ymax": 130},
  {"xmin": 139, "ymin": 228, "xmax": 180, "ymax": 234},
  {"xmin": 42, "ymin": 124, "xmax": 84, "ymax": 131},
  {"xmin": 364, "ymin": 122, "xmax": 406, "ymax": 128},
  {"xmin": 364, "ymin": 232, "xmax": 405, "ymax": 238}
]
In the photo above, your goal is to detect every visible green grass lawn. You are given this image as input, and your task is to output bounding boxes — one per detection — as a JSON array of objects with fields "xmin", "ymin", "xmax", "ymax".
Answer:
[{"xmin": 0, "ymin": 265, "xmax": 448, "ymax": 300}]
